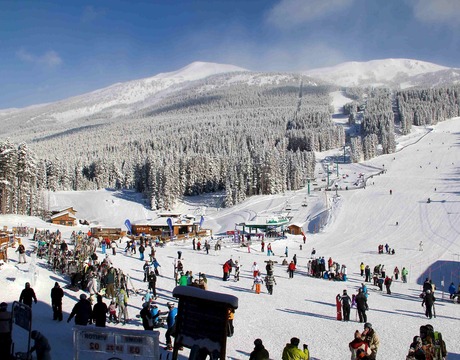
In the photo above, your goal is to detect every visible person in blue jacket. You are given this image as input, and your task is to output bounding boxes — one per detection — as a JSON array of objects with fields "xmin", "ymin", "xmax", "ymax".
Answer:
[
  {"xmin": 165, "ymin": 302, "xmax": 178, "ymax": 350},
  {"xmin": 448, "ymin": 282, "xmax": 456, "ymax": 299}
]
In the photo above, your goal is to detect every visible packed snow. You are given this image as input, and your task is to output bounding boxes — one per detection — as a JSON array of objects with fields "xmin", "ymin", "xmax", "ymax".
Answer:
[{"xmin": 1, "ymin": 117, "xmax": 460, "ymax": 359}]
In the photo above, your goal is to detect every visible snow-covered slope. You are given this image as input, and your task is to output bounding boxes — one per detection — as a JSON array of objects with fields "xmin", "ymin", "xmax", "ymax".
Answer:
[
  {"xmin": 304, "ymin": 58, "xmax": 452, "ymax": 87},
  {"xmin": 1, "ymin": 117, "xmax": 459, "ymax": 359}
]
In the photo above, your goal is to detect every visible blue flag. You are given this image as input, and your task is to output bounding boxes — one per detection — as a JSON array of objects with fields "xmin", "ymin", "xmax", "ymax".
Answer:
[
  {"xmin": 199, "ymin": 215, "xmax": 205, "ymax": 228},
  {"xmin": 167, "ymin": 218, "xmax": 173, "ymax": 238},
  {"xmin": 124, "ymin": 219, "xmax": 132, "ymax": 234}
]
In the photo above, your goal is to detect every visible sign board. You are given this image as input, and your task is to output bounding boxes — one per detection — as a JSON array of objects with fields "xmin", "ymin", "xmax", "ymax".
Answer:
[
  {"xmin": 73, "ymin": 326, "xmax": 159, "ymax": 360},
  {"xmin": 172, "ymin": 286, "xmax": 238, "ymax": 360},
  {"xmin": 12, "ymin": 301, "xmax": 32, "ymax": 331}
]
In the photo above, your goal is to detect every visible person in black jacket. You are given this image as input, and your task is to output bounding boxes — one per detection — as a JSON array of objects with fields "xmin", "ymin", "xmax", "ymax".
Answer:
[
  {"xmin": 92, "ymin": 295, "xmax": 108, "ymax": 327},
  {"xmin": 19, "ymin": 282, "xmax": 37, "ymax": 308},
  {"xmin": 139, "ymin": 302, "xmax": 155, "ymax": 330},
  {"xmin": 249, "ymin": 338, "xmax": 269, "ymax": 360},
  {"xmin": 30, "ymin": 330, "xmax": 51, "ymax": 360},
  {"xmin": 50, "ymin": 282, "xmax": 64, "ymax": 321},
  {"xmin": 339, "ymin": 289, "xmax": 352, "ymax": 321},
  {"xmin": 67, "ymin": 294, "xmax": 92, "ymax": 325},
  {"xmin": 421, "ymin": 289, "xmax": 435, "ymax": 319},
  {"xmin": 355, "ymin": 288, "xmax": 368, "ymax": 323}
]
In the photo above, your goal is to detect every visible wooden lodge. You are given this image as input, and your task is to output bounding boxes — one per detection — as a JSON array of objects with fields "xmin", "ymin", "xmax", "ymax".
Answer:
[
  {"xmin": 288, "ymin": 223, "xmax": 304, "ymax": 235},
  {"xmin": 50, "ymin": 210, "xmax": 77, "ymax": 226},
  {"xmin": 90, "ymin": 227, "xmax": 126, "ymax": 241},
  {"xmin": 131, "ymin": 215, "xmax": 209, "ymax": 241}
]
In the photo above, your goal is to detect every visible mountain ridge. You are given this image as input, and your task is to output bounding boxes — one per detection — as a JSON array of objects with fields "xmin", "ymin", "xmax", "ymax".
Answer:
[{"xmin": 1, "ymin": 58, "xmax": 459, "ymax": 139}]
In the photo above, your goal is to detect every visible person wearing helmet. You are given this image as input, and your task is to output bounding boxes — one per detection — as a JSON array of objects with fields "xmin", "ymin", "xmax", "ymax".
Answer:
[
  {"xmin": 67, "ymin": 293, "xmax": 92, "ymax": 325},
  {"xmin": 19, "ymin": 282, "xmax": 38, "ymax": 308},
  {"xmin": 0, "ymin": 302, "xmax": 12, "ymax": 359}
]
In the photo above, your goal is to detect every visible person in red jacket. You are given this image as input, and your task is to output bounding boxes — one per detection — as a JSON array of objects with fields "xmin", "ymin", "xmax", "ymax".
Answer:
[{"xmin": 288, "ymin": 261, "xmax": 296, "ymax": 278}]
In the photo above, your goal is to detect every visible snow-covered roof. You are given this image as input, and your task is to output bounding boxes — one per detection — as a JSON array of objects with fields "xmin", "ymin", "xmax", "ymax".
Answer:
[{"xmin": 50, "ymin": 211, "xmax": 77, "ymax": 220}]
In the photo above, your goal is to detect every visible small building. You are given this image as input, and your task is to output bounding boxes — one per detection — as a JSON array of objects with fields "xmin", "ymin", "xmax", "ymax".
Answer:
[
  {"xmin": 90, "ymin": 227, "xmax": 126, "ymax": 241},
  {"xmin": 50, "ymin": 206, "xmax": 77, "ymax": 216},
  {"xmin": 50, "ymin": 210, "xmax": 77, "ymax": 226},
  {"xmin": 288, "ymin": 223, "xmax": 304, "ymax": 235},
  {"xmin": 131, "ymin": 215, "xmax": 209, "ymax": 241}
]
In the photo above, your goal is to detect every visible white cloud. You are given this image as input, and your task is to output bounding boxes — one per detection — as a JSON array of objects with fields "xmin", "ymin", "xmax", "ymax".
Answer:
[
  {"xmin": 266, "ymin": 0, "xmax": 355, "ymax": 29},
  {"xmin": 16, "ymin": 48, "xmax": 63, "ymax": 67},
  {"xmin": 408, "ymin": 0, "xmax": 460, "ymax": 25}
]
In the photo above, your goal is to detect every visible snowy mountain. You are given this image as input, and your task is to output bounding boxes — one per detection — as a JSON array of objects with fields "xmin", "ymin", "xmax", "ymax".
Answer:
[
  {"xmin": 304, "ymin": 58, "xmax": 459, "ymax": 88},
  {"xmin": 1, "ymin": 58, "xmax": 459, "ymax": 140},
  {"xmin": 0, "ymin": 62, "xmax": 248, "ymax": 136}
]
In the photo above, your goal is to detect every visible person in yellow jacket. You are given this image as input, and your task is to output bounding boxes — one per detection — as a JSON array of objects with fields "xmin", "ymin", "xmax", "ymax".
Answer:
[
  {"xmin": 360, "ymin": 262, "xmax": 365, "ymax": 277},
  {"xmin": 281, "ymin": 337, "xmax": 309, "ymax": 360}
]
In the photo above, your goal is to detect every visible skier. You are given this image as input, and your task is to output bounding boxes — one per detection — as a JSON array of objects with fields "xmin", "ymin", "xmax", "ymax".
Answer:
[
  {"xmin": 50, "ymin": 282, "xmax": 64, "ymax": 321},
  {"xmin": 261, "ymin": 240, "xmax": 265, "ymax": 252},
  {"xmin": 293, "ymin": 254, "xmax": 297, "ymax": 266},
  {"xmin": 339, "ymin": 289, "xmax": 352, "ymax": 321},
  {"xmin": 421, "ymin": 289, "xmax": 435, "ymax": 319},
  {"xmin": 281, "ymin": 337, "xmax": 309, "ymax": 360},
  {"xmin": 419, "ymin": 241, "xmax": 423, "ymax": 251},
  {"xmin": 249, "ymin": 338, "xmax": 269, "ymax": 360},
  {"xmin": 147, "ymin": 271, "xmax": 157, "ymax": 299},
  {"xmin": 284, "ymin": 246, "xmax": 289, "ymax": 258},
  {"xmin": 448, "ymin": 282, "xmax": 456, "ymax": 299}
]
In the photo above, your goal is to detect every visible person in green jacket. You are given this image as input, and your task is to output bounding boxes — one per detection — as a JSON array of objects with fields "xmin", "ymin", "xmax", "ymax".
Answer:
[
  {"xmin": 401, "ymin": 267, "xmax": 409, "ymax": 283},
  {"xmin": 282, "ymin": 337, "xmax": 309, "ymax": 360}
]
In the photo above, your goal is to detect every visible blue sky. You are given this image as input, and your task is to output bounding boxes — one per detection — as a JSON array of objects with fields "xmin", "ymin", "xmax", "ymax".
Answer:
[{"xmin": 1, "ymin": 0, "xmax": 459, "ymax": 109}]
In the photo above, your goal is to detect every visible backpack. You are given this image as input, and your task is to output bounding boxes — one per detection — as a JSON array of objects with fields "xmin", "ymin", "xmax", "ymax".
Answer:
[{"xmin": 422, "ymin": 325, "xmax": 447, "ymax": 360}]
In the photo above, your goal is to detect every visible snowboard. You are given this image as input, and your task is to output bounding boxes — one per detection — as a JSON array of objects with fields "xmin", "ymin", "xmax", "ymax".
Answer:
[{"xmin": 336, "ymin": 295, "xmax": 342, "ymax": 321}]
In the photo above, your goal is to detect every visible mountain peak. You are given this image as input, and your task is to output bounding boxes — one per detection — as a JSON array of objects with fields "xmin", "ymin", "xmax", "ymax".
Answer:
[
  {"xmin": 153, "ymin": 61, "xmax": 248, "ymax": 82},
  {"xmin": 304, "ymin": 58, "xmax": 449, "ymax": 87}
]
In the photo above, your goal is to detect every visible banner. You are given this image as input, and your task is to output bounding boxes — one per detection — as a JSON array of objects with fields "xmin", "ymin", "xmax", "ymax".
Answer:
[
  {"xmin": 199, "ymin": 215, "xmax": 205, "ymax": 228},
  {"xmin": 124, "ymin": 219, "xmax": 132, "ymax": 234},
  {"xmin": 166, "ymin": 218, "xmax": 173, "ymax": 238}
]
